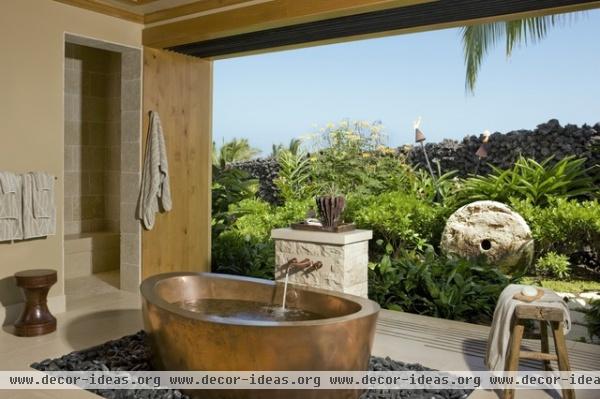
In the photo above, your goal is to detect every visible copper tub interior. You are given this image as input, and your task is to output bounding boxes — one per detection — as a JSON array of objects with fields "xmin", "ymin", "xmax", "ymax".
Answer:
[{"xmin": 150, "ymin": 273, "xmax": 366, "ymax": 321}]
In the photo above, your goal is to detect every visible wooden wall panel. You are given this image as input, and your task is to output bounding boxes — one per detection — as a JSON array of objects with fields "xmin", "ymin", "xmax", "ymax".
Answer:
[{"xmin": 142, "ymin": 47, "xmax": 212, "ymax": 278}]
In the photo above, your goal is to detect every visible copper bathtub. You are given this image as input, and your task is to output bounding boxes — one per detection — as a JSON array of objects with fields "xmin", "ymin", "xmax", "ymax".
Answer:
[{"xmin": 141, "ymin": 272, "xmax": 380, "ymax": 399}]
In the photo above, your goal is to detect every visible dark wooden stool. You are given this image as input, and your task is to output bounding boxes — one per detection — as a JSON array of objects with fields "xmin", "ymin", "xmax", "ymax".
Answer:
[
  {"xmin": 13, "ymin": 269, "xmax": 57, "ymax": 337},
  {"xmin": 504, "ymin": 304, "xmax": 574, "ymax": 399}
]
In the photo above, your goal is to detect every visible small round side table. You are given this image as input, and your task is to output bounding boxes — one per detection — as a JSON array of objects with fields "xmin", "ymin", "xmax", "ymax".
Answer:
[{"xmin": 13, "ymin": 269, "xmax": 57, "ymax": 337}]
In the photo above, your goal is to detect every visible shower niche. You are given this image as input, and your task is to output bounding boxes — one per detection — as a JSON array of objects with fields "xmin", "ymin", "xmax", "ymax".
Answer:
[{"xmin": 63, "ymin": 35, "xmax": 141, "ymax": 293}]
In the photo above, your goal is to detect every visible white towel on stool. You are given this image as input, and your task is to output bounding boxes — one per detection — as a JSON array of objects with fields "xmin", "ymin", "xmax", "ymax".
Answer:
[
  {"xmin": 23, "ymin": 172, "xmax": 56, "ymax": 239},
  {"xmin": 485, "ymin": 284, "xmax": 571, "ymax": 371},
  {"xmin": 137, "ymin": 111, "xmax": 172, "ymax": 230},
  {"xmin": 0, "ymin": 172, "xmax": 23, "ymax": 241}
]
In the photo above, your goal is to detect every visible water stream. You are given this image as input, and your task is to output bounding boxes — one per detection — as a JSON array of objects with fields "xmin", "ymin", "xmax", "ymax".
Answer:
[{"xmin": 281, "ymin": 267, "xmax": 290, "ymax": 311}]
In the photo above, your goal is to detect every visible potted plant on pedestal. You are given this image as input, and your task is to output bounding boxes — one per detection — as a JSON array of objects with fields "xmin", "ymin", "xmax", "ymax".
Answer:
[{"xmin": 316, "ymin": 184, "xmax": 345, "ymax": 229}]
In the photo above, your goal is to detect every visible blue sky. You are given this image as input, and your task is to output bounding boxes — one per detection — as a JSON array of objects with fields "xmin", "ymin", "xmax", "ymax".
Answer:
[{"xmin": 213, "ymin": 10, "xmax": 600, "ymax": 155}]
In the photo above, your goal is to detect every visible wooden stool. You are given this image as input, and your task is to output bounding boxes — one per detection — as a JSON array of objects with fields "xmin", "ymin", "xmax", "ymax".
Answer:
[
  {"xmin": 13, "ymin": 269, "xmax": 57, "ymax": 337},
  {"xmin": 504, "ymin": 304, "xmax": 574, "ymax": 399}
]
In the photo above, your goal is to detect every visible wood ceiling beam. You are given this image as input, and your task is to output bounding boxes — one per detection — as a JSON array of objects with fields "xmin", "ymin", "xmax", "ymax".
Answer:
[
  {"xmin": 144, "ymin": 0, "xmax": 257, "ymax": 24},
  {"xmin": 142, "ymin": 0, "xmax": 434, "ymax": 48},
  {"xmin": 53, "ymin": 0, "xmax": 144, "ymax": 23}
]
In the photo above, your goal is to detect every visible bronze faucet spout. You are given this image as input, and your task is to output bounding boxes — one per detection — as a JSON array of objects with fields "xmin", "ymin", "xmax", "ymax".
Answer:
[{"xmin": 281, "ymin": 258, "xmax": 323, "ymax": 274}]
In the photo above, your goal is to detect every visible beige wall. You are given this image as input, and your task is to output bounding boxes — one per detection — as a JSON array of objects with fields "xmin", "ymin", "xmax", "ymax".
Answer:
[{"xmin": 0, "ymin": 0, "xmax": 141, "ymax": 311}]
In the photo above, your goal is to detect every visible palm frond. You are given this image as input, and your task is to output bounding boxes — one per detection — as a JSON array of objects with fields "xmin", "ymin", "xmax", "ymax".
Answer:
[{"xmin": 461, "ymin": 14, "xmax": 577, "ymax": 94}]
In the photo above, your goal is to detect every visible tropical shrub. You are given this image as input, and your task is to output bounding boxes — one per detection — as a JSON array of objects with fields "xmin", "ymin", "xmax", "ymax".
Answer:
[
  {"xmin": 459, "ymin": 156, "xmax": 596, "ymax": 206},
  {"xmin": 410, "ymin": 163, "xmax": 460, "ymax": 205},
  {"xmin": 308, "ymin": 120, "xmax": 414, "ymax": 196},
  {"xmin": 534, "ymin": 251, "xmax": 571, "ymax": 280},
  {"xmin": 212, "ymin": 138, "xmax": 261, "ymax": 167},
  {"xmin": 345, "ymin": 191, "xmax": 447, "ymax": 254},
  {"xmin": 212, "ymin": 198, "xmax": 312, "ymax": 278},
  {"xmin": 369, "ymin": 246, "xmax": 515, "ymax": 323},
  {"xmin": 211, "ymin": 167, "xmax": 258, "ymax": 238},
  {"xmin": 512, "ymin": 198, "xmax": 600, "ymax": 257},
  {"xmin": 586, "ymin": 300, "xmax": 600, "ymax": 340},
  {"xmin": 212, "ymin": 232, "xmax": 275, "ymax": 279},
  {"xmin": 274, "ymin": 149, "xmax": 316, "ymax": 202},
  {"xmin": 212, "ymin": 167, "xmax": 258, "ymax": 216}
]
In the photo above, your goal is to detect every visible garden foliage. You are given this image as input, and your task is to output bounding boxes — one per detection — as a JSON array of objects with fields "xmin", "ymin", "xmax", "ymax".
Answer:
[
  {"xmin": 368, "ymin": 245, "xmax": 515, "ymax": 323},
  {"xmin": 211, "ymin": 121, "xmax": 599, "ymax": 323}
]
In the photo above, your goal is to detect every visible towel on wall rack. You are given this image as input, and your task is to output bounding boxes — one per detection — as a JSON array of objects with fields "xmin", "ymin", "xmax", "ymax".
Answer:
[
  {"xmin": 138, "ymin": 111, "xmax": 172, "ymax": 230},
  {"xmin": 31, "ymin": 172, "xmax": 55, "ymax": 218},
  {"xmin": 23, "ymin": 172, "xmax": 56, "ymax": 239},
  {"xmin": 0, "ymin": 172, "xmax": 23, "ymax": 241}
]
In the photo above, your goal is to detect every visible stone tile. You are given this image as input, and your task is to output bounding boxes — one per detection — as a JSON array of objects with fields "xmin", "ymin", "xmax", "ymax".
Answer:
[
  {"xmin": 64, "ymin": 220, "xmax": 82, "ymax": 235},
  {"xmin": 65, "ymin": 121, "xmax": 84, "ymax": 146},
  {"xmin": 87, "ymin": 122, "xmax": 107, "ymax": 146},
  {"xmin": 121, "ymin": 141, "xmax": 140, "ymax": 173},
  {"xmin": 107, "ymin": 97, "xmax": 121, "ymax": 122},
  {"xmin": 82, "ymin": 71, "xmax": 92, "ymax": 97},
  {"xmin": 121, "ymin": 173, "xmax": 140, "ymax": 203},
  {"xmin": 122, "ymin": 50, "xmax": 141, "ymax": 80},
  {"xmin": 64, "ymin": 66, "xmax": 83, "ymax": 95},
  {"xmin": 105, "ymin": 146, "xmax": 121, "ymax": 171},
  {"xmin": 88, "ymin": 172, "xmax": 105, "ymax": 196},
  {"xmin": 64, "ymin": 172, "xmax": 82, "ymax": 198},
  {"xmin": 122, "ymin": 79, "xmax": 140, "ymax": 112},
  {"xmin": 64, "ymin": 93, "xmax": 81, "ymax": 122},
  {"xmin": 64, "ymin": 196, "xmax": 73, "ymax": 222},
  {"xmin": 120, "ymin": 263, "xmax": 141, "ymax": 293},
  {"xmin": 83, "ymin": 97, "xmax": 108, "ymax": 123},
  {"xmin": 121, "ymin": 233, "xmax": 140, "ymax": 266},
  {"xmin": 107, "ymin": 121, "xmax": 121, "ymax": 147},
  {"xmin": 64, "ymin": 146, "xmax": 79, "ymax": 172},
  {"xmin": 105, "ymin": 195, "xmax": 119, "ymax": 220},
  {"xmin": 92, "ymin": 247, "xmax": 120, "ymax": 273},
  {"xmin": 90, "ymin": 72, "xmax": 109, "ymax": 97},
  {"xmin": 65, "ymin": 251, "xmax": 93, "ymax": 279},
  {"xmin": 120, "ymin": 201, "xmax": 140, "ymax": 234},
  {"xmin": 121, "ymin": 111, "xmax": 140, "ymax": 143},
  {"xmin": 106, "ymin": 171, "xmax": 120, "ymax": 196}
]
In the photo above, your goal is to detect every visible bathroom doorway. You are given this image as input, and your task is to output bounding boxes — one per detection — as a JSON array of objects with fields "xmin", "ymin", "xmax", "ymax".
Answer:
[{"xmin": 63, "ymin": 34, "xmax": 142, "ymax": 299}]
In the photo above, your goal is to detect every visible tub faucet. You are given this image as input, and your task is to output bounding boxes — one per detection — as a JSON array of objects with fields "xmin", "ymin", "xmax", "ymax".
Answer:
[{"xmin": 282, "ymin": 258, "xmax": 323, "ymax": 274}]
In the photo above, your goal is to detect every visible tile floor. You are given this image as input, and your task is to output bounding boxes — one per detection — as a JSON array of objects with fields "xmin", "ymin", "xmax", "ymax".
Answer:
[{"xmin": 1, "ymin": 275, "xmax": 598, "ymax": 399}]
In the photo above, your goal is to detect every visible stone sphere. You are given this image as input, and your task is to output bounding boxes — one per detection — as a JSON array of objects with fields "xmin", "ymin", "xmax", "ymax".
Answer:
[{"xmin": 440, "ymin": 201, "xmax": 534, "ymax": 274}]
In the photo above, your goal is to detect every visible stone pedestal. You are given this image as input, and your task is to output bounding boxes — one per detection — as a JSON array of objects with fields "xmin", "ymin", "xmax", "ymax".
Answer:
[{"xmin": 271, "ymin": 228, "xmax": 372, "ymax": 298}]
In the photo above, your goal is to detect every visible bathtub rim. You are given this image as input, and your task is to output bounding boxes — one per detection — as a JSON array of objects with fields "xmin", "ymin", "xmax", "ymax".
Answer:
[{"xmin": 140, "ymin": 272, "xmax": 380, "ymax": 327}]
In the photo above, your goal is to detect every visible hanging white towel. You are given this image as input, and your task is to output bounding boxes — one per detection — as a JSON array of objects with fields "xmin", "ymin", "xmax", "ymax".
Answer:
[
  {"xmin": 485, "ymin": 284, "xmax": 571, "ymax": 372},
  {"xmin": 137, "ymin": 111, "xmax": 172, "ymax": 230},
  {"xmin": 23, "ymin": 172, "xmax": 56, "ymax": 239},
  {"xmin": 0, "ymin": 172, "xmax": 23, "ymax": 241}
]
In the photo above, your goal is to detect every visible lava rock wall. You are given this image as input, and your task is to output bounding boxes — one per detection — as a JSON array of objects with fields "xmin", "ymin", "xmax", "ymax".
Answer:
[
  {"xmin": 230, "ymin": 158, "xmax": 281, "ymax": 204},
  {"xmin": 230, "ymin": 120, "xmax": 600, "ymax": 203},
  {"xmin": 404, "ymin": 119, "xmax": 600, "ymax": 176}
]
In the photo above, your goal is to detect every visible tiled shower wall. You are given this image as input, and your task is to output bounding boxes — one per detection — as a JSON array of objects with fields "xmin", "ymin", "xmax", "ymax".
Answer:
[
  {"xmin": 63, "ymin": 34, "xmax": 142, "ymax": 292},
  {"xmin": 119, "ymin": 48, "xmax": 142, "ymax": 292},
  {"xmin": 64, "ymin": 43, "xmax": 121, "ymax": 235}
]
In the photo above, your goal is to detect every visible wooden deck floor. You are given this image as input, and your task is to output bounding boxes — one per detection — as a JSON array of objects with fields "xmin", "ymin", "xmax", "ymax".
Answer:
[
  {"xmin": 372, "ymin": 310, "xmax": 600, "ymax": 399},
  {"xmin": 374, "ymin": 309, "xmax": 600, "ymax": 371}
]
